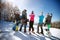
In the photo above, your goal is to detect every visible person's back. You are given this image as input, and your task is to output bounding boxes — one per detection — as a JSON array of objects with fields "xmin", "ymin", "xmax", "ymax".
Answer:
[
  {"xmin": 45, "ymin": 13, "xmax": 52, "ymax": 24},
  {"xmin": 15, "ymin": 14, "xmax": 20, "ymax": 20},
  {"xmin": 37, "ymin": 12, "xmax": 44, "ymax": 34},
  {"xmin": 14, "ymin": 13, "xmax": 20, "ymax": 20},
  {"xmin": 22, "ymin": 10, "xmax": 27, "ymax": 19},
  {"xmin": 45, "ymin": 13, "xmax": 52, "ymax": 37},
  {"xmin": 39, "ymin": 15, "xmax": 44, "ymax": 24},
  {"xmin": 19, "ymin": 9, "xmax": 27, "ymax": 33},
  {"xmin": 29, "ymin": 11, "xmax": 35, "ymax": 34},
  {"xmin": 29, "ymin": 13, "xmax": 35, "ymax": 22}
]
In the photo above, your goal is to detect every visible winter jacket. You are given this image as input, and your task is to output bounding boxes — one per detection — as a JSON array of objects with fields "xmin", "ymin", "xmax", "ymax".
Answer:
[
  {"xmin": 22, "ymin": 11, "xmax": 27, "ymax": 19},
  {"xmin": 45, "ymin": 15, "xmax": 52, "ymax": 24},
  {"xmin": 39, "ymin": 15, "xmax": 44, "ymax": 24},
  {"xmin": 29, "ymin": 14, "xmax": 35, "ymax": 21}
]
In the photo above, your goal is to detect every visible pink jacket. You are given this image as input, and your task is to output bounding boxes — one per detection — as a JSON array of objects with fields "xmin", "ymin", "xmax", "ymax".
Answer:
[{"xmin": 29, "ymin": 14, "xmax": 35, "ymax": 21}]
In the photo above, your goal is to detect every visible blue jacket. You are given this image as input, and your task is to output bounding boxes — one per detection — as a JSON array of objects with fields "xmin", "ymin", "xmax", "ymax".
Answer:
[{"xmin": 39, "ymin": 15, "xmax": 44, "ymax": 24}]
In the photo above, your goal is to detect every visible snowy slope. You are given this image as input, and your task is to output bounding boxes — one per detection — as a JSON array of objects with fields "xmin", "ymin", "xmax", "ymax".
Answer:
[{"xmin": 0, "ymin": 21, "xmax": 60, "ymax": 40}]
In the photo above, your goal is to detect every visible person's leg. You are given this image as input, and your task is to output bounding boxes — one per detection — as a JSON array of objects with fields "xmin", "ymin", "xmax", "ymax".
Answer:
[
  {"xmin": 41, "ymin": 24, "xmax": 44, "ymax": 35},
  {"xmin": 30, "ymin": 21, "xmax": 32, "ymax": 31},
  {"xmin": 32, "ymin": 26, "xmax": 35, "ymax": 33},
  {"xmin": 32, "ymin": 21, "xmax": 34, "ymax": 32},
  {"xmin": 47, "ymin": 24, "xmax": 51, "ymax": 35},
  {"xmin": 16, "ymin": 21, "xmax": 19, "ymax": 26},
  {"xmin": 46, "ymin": 24, "xmax": 51, "ymax": 37},
  {"xmin": 15, "ymin": 19, "xmax": 19, "ymax": 31},
  {"xmin": 29, "ymin": 21, "xmax": 31, "ymax": 32},
  {"xmin": 47, "ymin": 24, "xmax": 51, "ymax": 31},
  {"xmin": 24, "ymin": 23, "xmax": 27, "ymax": 33},
  {"xmin": 19, "ymin": 24, "xmax": 23, "ymax": 31},
  {"xmin": 29, "ymin": 26, "xmax": 31, "ymax": 32},
  {"xmin": 37, "ymin": 23, "xmax": 39, "ymax": 33},
  {"xmin": 32, "ymin": 27, "xmax": 34, "ymax": 32},
  {"xmin": 20, "ymin": 19, "xmax": 24, "ymax": 31}
]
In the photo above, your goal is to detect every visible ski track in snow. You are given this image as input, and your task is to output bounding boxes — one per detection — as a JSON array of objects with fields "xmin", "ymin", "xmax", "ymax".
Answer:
[{"xmin": 0, "ymin": 21, "xmax": 60, "ymax": 40}]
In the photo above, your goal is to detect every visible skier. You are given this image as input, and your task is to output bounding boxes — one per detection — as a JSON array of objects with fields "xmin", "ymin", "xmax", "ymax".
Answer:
[
  {"xmin": 44, "ymin": 13, "xmax": 52, "ymax": 37},
  {"xmin": 19, "ymin": 9, "xmax": 27, "ymax": 33},
  {"xmin": 37, "ymin": 12, "xmax": 44, "ymax": 35},
  {"xmin": 29, "ymin": 11, "xmax": 35, "ymax": 34},
  {"xmin": 14, "ymin": 10, "xmax": 21, "ymax": 31}
]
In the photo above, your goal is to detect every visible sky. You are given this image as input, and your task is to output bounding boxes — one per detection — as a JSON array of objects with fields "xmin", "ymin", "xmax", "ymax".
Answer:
[{"xmin": 4, "ymin": 0, "xmax": 60, "ymax": 23}]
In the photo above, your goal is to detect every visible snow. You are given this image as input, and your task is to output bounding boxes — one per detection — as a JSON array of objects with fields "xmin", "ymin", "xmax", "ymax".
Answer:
[
  {"xmin": 0, "ymin": 20, "xmax": 60, "ymax": 40},
  {"xmin": 50, "ymin": 28, "xmax": 60, "ymax": 38}
]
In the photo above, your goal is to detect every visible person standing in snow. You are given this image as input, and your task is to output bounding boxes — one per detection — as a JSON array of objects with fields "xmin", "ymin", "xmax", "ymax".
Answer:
[
  {"xmin": 37, "ymin": 12, "xmax": 44, "ymax": 35},
  {"xmin": 44, "ymin": 13, "xmax": 52, "ymax": 35},
  {"xmin": 19, "ymin": 9, "xmax": 27, "ymax": 33},
  {"xmin": 14, "ymin": 11, "xmax": 20, "ymax": 25},
  {"xmin": 13, "ymin": 10, "xmax": 21, "ymax": 31},
  {"xmin": 29, "ymin": 11, "xmax": 35, "ymax": 34}
]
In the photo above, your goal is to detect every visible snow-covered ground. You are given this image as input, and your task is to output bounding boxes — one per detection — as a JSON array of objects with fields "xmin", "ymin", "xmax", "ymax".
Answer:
[{"xmin": 0, "ymin": 20, "xmax": 60, "ymax": 40}]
